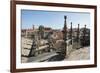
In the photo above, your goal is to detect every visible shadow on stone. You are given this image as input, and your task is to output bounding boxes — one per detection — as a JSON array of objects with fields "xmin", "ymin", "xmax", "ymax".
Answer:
[{"xmin": 48, "ymin": 54, "xmax": 65, "ymax": 62}]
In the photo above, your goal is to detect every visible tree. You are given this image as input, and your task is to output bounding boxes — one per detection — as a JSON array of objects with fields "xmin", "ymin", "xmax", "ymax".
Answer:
[
  {"xmin": 30, "ymin": 34, "xmax": 35, "ymax": 39},
  {"xmin": 80, "ymin": 26, "xmax": 90, "ymax": 47},
  {"xmin": 38, "ymin": 25, "xmax": 44, "ymax": 39}
]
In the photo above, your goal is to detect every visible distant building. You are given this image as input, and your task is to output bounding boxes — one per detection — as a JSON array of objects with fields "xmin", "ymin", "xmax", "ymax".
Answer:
[
  {"xmin": 21, "ymin": 25, "xmax": 53, "ymax": 39},
  {"xmin": 21, "ymin": 28, "xmax": 37, "ymax": 38},
  {"xmin": 21, "ymin": 29, "xmax": 26, "ymax": 37},
  {"xmin": 51, "ymin": 30, "xmax": 63, "ymax": 40}
]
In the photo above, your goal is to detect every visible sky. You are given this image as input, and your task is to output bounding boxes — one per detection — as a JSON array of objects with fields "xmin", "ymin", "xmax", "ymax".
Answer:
[{"xmin": 21, "ymin": 9, "xmax": 90, "ymax": 29}]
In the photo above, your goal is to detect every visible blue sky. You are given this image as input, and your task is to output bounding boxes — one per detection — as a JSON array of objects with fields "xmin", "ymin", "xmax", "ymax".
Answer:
[{"xmin": 21, "ymin": 10, "xmax": 90, "ymax": 29}]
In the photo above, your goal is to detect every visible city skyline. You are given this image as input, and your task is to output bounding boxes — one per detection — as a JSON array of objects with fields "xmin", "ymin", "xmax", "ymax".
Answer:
[{"xmin": 21, "ymin": 10, "xmax": 90, "ymax": 29}]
